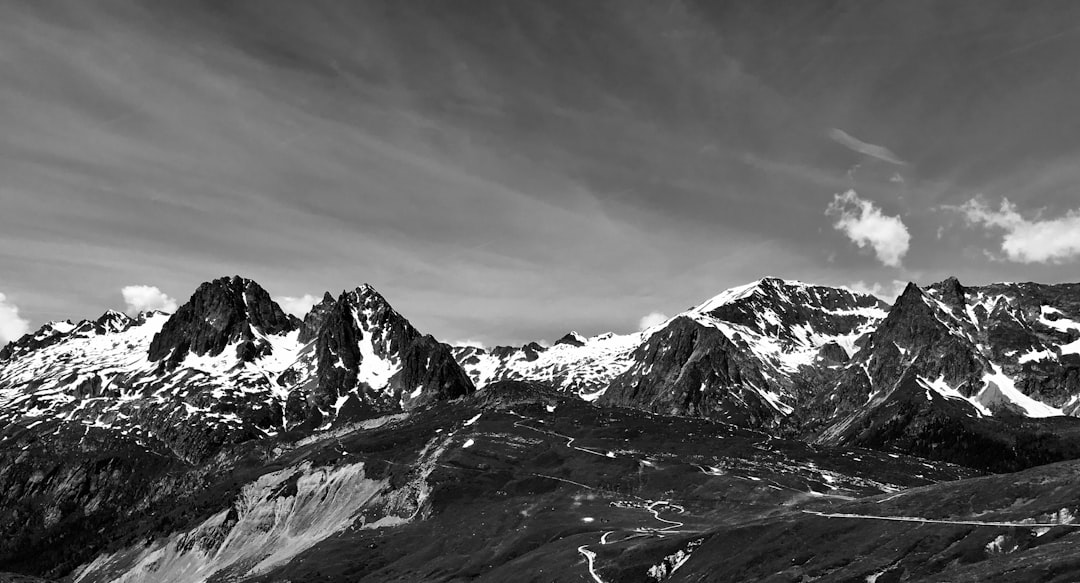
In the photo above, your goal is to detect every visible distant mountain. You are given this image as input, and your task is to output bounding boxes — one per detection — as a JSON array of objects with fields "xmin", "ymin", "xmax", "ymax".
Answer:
[
  {"xmin": 804, "ymin": 278, "xmax": 1080, "ymax": 471},
  {"xmin": 8, "ymin": 274, "xmax": 1080, "ymax": 582},
  {"xmin": 454, "ymin": 278, "xmax": 885, "ymax": 428},
  {"xmin": 601, "ymin": 277, "xmax": 885, "ymax": 431},
  {"xmin": 0, "ymin": 275, "xmax": 473, "ymax": 462},
  {"xmin": 452, "ymin": 276, "xmax": 1080, "ymax": 467}
]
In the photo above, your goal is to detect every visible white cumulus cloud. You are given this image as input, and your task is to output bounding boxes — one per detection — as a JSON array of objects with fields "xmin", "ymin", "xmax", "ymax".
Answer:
[
  {"xmin": 638, "ymin": 311, "xmax": 668, "ymax": 331},
  {"xmin": 826, "ymin": 190, "xmax": 911, "ymax": 268},
  {"xmin": 451, "ymin": 339, "xmax": 485, "ymax": 348},
  {"xmin": 275, "ymin": 294, "xmax": 319, "ymax": 318},
  {"xmin": 844, "ymin": 280, "xmax": 909, "ymax": 303},
  {"xmin": 121, "ymin": 285, "xmax": 178, "ymax": 316},
  {"xmin": 954, "ymin": 197, "xmax": 1080, "ymax": 264},
  {"xmin": 0, "ymin": 292, "xmax": 31, "ymax": 344}
]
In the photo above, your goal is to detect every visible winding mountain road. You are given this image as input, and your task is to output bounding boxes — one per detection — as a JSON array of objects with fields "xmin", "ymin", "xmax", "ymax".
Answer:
[{"xmin": 802, "ymin": 510, "xmax": 1080, "ymax": 528}]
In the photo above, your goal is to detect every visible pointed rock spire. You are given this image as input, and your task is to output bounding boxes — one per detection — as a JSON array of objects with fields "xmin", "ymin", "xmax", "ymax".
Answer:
[
  {"xmin": 931, "ymin": 276, "xmax": 967, "ymax": 309},
  {"xmin": 148, "ymin": 275, "xmax": 295, "ymax": 367},
  {"xmin": 298, "ymin": 291, "xmax": 339, "ymax": 344}
]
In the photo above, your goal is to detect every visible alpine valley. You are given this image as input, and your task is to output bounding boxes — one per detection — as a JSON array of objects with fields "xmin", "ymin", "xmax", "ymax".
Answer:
[{"xmin": 7, "ymin": 275, "xmax": 1080, "ymax": 582}]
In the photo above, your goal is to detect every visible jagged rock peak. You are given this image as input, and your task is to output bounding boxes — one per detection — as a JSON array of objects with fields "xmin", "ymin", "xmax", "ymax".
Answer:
[
  {"xmin": 555, "ymin": 331, "xmax": 587, "ymax": 347},
  {"xmin": 349, "ymin": 283, "xmax": 390, "ymax": 304},
  {"xmin": 929, "ymin": 276, "xmax": 967, "ymax": 308},
  {"xmin": 298, "ymin": 291, "xmax": 339, "ymax": 344},
  {"xmin": 148, "ymin": 275, "xmax": 295, "ymax": 365},
  {"xmin": 693, "ymin": 276, "xmax": 884, "ymax": 315},
  {"xmin": 67, "ymin": 309, "xmax": 135, "ymax": 337},
  {"xmin": 95, "ymin": 309, "xmax": 132, "ymax": 331},
  {"xmin": 330, "ymin": 284, "xmax": 400, "ymax": 324},
  {"xmin": 894, "ymin": 281, "xmax": 926, "ymax": 304}
]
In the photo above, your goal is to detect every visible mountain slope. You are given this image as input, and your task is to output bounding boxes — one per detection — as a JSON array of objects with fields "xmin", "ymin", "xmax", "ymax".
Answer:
[
  {"xmin": 601, "ymin": 278, "xmax": 885, "ymax": 431},
  {"xmin": 0, "ymin": 276, "xmax": 474, "ymax": 461},
  {"xmin": 802, "ymin": 279, "xmax": 1080, "ymax": 471},
  {"xmin": 10, "ymin": 275, "xmax": 1080, "ymax": 581}
]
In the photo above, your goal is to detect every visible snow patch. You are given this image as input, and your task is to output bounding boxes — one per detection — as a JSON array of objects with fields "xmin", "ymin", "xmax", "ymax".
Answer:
[{"xmin": 976, "ymin": 364, "xmax": 1062, "ymax": 417}]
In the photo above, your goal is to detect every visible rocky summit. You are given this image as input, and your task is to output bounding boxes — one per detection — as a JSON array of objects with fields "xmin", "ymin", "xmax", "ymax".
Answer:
[{"xmin": 7, "ymin": 276, "xmax": 1080, "ymax": 581}]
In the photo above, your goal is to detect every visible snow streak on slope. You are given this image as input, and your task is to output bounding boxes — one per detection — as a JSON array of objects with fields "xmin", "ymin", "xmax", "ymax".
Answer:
[
  {"xmin": 977, "ymin": 363, "xmax": 1063, "ymax": 418},
  {"xmin": 687, "ymin": 278, "xmax": 885, "ymax": 376},
  {"xmin": 456, "ymin": 331, "xmax": 642, "ymax": 400},
  {"xmin": 917, "ymin": 375, "xmax": 991, "ymax": 416},
  {"xmin": 915, "ymin": 283, "xmax": 1074, "ymax": 417},
  {"xmin": 0, "ymin": 311, "xmax": 305, "ymax": 440},
  {"xmin": 458, "ymin": 278, "xmax": 886, "ymax": 418},
  {"xmin": 351, "ymin": 301, "xmax": 402, "ymax": 392}
]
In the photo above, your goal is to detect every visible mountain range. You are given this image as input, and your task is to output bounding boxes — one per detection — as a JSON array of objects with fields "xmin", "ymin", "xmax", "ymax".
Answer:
[{"xmin": 5, "ymin": 275, "xmax": 1080, "ymax": 581}]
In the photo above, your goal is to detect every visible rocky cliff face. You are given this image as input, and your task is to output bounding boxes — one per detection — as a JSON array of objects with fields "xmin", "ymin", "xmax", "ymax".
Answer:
[
  {"xmin": 600, "ymin": 316, "xmax": 781, "ymax": 427},
  {"xmin": 147, "ymin": 276, "xmax": 297, "ymax": 368},
  {"xmin": 0, "ymin": 277, "xmax": 475, "ymax": 460},
  {"xmin": 798, "ymin": 278, "xmax": 1080, "ymax": 470},
  {"xmin": 279, "ymin": 285, "xmax": 474, "ymax": 428},
  {"xmin": 599, "ymin": 278, "xmax": 886, "ymax": 431}
]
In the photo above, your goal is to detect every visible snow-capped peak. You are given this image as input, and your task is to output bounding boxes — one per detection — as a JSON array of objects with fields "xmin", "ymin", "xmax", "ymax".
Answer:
[{"xmin": 692, "ymin": 279, "xmax": 767, "ymax": 314}]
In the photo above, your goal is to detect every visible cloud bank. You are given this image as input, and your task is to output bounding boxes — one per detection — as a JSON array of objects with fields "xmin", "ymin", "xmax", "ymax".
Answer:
[
  {"xmin": 845, "ymin": 280, "xmax": 909, "ymax": 303},
  {"xmin": 638, "ymin": 311, "xmax": 668, "ymax": 331},
  {"xmin": 828, "ymin": 129, "xmax": 907, "ymax": 165},
  {"xmin": 826, "ymin": 190, "xmax": 911, "ymax": 268},
  {"xmin": 451, "ymin": 339, "xmax": 485, "ymax": 349},
  {"xmin": 275, "ymin": 294, "xmax": 319, "ymax": 319},
  {"xmin": 121, "ymin": 285, "xmax": 178, "ymax": 316},
  {"xmin": 0, "ymin": 293, "xmax": 31, "ymax": 344},
  {"xmin": 955, "ymin": 197, "xmax": 1080, "ymax": 264}
]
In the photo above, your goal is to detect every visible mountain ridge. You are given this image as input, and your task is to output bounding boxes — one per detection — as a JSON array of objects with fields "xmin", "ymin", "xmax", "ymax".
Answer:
[{"xmin": 9, "ymin": 274, "xmax": 1080, "ymax": 581}]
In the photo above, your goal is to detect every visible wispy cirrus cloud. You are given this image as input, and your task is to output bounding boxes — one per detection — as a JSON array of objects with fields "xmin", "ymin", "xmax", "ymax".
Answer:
[
  {"xmin": 953, "ymin": 197, "xmax": 1080, "ymax": 264},
  {"xmin": 826, "ymin": 190, "xmax": 911, "ymax": 268},
  {"xmin": 828, "ymin": 128, "xmax": 907, "ymax": 166}
]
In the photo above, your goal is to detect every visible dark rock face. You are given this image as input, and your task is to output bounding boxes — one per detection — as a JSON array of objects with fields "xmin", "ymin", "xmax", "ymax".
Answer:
[
  {"xmin": 289, "ymin": 285, "xmax": 475, "ymax": 423},
  {"xmin": 554, "ymin": 332, "xmax": 585, "ymax": 347},
  {"xmin": 297, "ymin": 292, "xmax": 336, "ymax": 344},
  {"xmin": 825, "ymin": 367, "xmax": 1080, "ymax": 473},
  {"xmin": 794, "ymin": 278, "xmax": 1080, "ymax": 471},
  {"xmin": 601, "ymin": 316, "xmax": 779, "ymax": 428},
  {"xmin": 934, "ymin": 275, "xmax": 967, "ymax": 308},
  {"xmin": 702, "ymin": 277, "xmax": 886, "ymax": 342},
  {"xmin": 395, "ymin": 336, "xmax": 475, "ymax": 406},
  {"xmin": 309, "ymin": 286, "xmax": 421, "ymax": 413},
  {"xmin": 599, "ymin": 279, "xmax": 885, "ymax": 431},
  {"xmin": 148, "ymin": 276, "xmax": 295, "ymax": 367},
  {"xmin": 816, "ymin": 341, "xmax": 850, "ymax": 365},
  {"xmin": 801, "ymin": 283, "xmax": 985, "ymax": 434}
]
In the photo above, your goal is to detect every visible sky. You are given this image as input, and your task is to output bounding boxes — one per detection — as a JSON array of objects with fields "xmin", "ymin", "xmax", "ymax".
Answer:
[{"xmin": 3, "ymin": 1, "xmax": 1080, "ymax": 346}]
